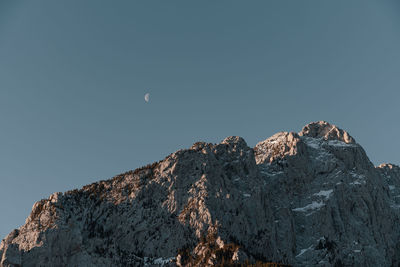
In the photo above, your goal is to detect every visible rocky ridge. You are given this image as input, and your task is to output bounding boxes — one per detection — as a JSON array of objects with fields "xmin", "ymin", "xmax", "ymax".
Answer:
[{"xmin": 1, "ymin": 121, "xmax": 400, "ymax": 266}]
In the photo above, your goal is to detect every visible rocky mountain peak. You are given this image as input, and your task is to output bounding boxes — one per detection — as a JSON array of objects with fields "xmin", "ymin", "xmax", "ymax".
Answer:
[
  {"xmin": 1, "ymin": 121, "xmax": 400, "ymax": 267},
  {"xmin": 299, "ymin": 121, "xmax": 355, "ymax": 144},
  {"xmin": 254, "ymin": 132, "xmax": 305, "ymax": 165},
  {"xmin": 221, "ymin": 136, "xmax": 247, "ymax": 147},
  {"xmin": 378, "ymin": 163, "xmax": 400, "ymax": 172}
]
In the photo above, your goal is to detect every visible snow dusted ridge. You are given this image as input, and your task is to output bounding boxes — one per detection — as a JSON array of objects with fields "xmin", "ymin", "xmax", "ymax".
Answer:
[
  {"xmin": 314, "ymin": 189, "xmax": 333, "ymax": 199},
  {"xmin": 292, "ymin": 201, "xmax": 325, "ymax": 213},
  {"xmin": 1, "ymin": 121, "xmax": 400, "ymax": 267}
]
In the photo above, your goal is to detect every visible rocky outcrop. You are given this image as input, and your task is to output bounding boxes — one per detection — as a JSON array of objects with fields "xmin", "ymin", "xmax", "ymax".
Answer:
[
  {"xmin": 299, "ymin": 121, "xmax": 355, "ymax": 144},
  {"xmin": 1, "ymin": 121, "xmax": 400, "ymax": 266}
]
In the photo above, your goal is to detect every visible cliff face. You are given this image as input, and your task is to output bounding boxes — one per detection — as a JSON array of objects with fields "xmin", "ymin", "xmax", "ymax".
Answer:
[{"xmin": 1, "ymin": 121, "xmax": 400, "ymax": 266}]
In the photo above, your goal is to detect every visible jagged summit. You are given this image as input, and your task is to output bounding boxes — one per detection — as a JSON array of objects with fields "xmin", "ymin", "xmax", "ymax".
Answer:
[
  {"xmin": 1, "ymin": 122, "xmax": 400, "ymax": 267},
  {"xmin": 378, "ymin": 163, "xmax": 400, "ymax": 171},
  {"xmin": 221, "ymin": 136, "xmax": 248, "ymax": 147},
  {"xmin": 254, "ymin": 132, "xmax": 305, "ymax": 165},
  {"xmin": 299, "ymin": 121, "xmax": 356, "ymax": 144}
]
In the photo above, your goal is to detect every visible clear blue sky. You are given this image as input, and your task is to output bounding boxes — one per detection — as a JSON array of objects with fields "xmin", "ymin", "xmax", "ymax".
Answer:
[{"xmin": 1, "ymin": 0, "xmax": 400, "ymax": 239}]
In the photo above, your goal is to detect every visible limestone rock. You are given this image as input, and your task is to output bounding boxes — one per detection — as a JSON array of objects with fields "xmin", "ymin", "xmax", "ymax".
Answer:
[
  {"xmin": 1, "ymin": 122, "xmax": 400, "ymax": 266},
  {"xmin": 299, "ymin": 121, "xmax": 355, "ymax": 144}
]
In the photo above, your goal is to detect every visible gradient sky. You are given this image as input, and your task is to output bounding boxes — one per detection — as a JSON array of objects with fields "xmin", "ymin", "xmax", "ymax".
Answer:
[{"xmin": 1, "ymin": 0, "xmax": 400, "ymax": 239}]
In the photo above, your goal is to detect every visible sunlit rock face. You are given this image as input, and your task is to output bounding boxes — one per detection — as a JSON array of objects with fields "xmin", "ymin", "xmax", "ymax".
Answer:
[
  {"xmin": 1, "ymin": 121, "xmax": 400, "ymax": 266},
  {"xmin": 299, "ymin": 121, "xmax": 356, "ymax": 144}
]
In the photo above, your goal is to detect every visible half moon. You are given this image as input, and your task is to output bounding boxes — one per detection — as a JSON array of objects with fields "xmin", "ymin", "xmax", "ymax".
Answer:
[{"xmin": 144, "ymin": 93, "xmax": 150, "ymax": 103}]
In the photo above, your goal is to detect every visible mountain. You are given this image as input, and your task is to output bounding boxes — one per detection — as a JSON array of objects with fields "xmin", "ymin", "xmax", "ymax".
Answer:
[{"xmin": 1, "ymin": 121, "xmax": 400, "ymax": 266}]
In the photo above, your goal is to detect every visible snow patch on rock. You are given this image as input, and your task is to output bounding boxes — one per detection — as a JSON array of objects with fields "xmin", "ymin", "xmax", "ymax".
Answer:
[
  {"xmin": 292, "ymin": 201, "xmax": 325, "ymax": 212},
  {"xmin": 313, "ymin": 189, "xmax": 333, "ymax": 199}
]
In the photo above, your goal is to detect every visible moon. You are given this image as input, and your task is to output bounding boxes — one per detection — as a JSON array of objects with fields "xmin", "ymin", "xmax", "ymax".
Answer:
[{"xmin": 144, "ymin": 93, "xmax": 150, "ymax": 103}]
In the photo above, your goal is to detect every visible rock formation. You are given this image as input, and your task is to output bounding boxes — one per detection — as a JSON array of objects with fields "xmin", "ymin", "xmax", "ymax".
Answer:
[{"xmin": 1, "ymin": 121, "xmax": 399, "ymax": 266}]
